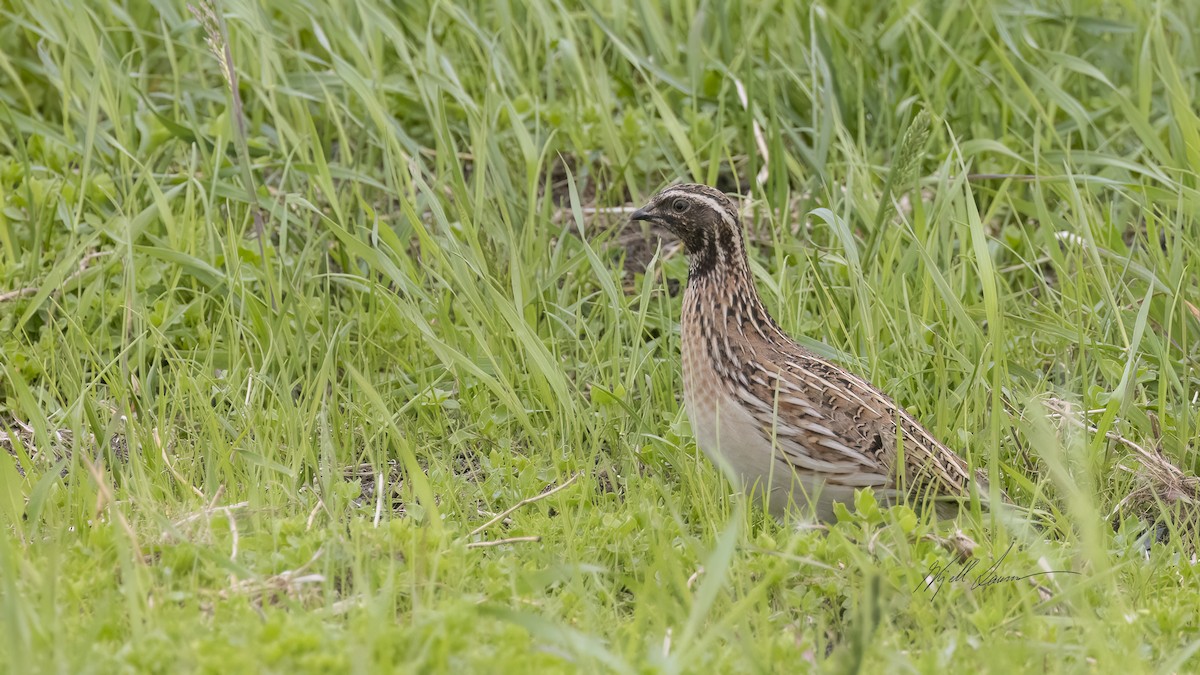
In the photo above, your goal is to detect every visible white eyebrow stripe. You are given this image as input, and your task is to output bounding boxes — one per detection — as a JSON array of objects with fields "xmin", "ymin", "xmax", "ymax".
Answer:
[{"xmin": 661, "ymin": 190, "xmax": 738, "ymax": 229}]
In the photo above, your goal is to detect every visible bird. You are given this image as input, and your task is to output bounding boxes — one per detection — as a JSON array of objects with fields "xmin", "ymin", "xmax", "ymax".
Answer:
[{"xmin": 631, "ymin": 183, "xmax": 997, "ymax": 522}]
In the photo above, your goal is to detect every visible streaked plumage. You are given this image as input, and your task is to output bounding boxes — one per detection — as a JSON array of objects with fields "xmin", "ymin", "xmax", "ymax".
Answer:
[{"xmin": 632, "ymin": 183, "xmax": 996, "ymax": 521}]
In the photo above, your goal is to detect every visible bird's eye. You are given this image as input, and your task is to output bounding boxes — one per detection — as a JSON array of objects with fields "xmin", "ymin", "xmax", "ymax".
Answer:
[{"xmin": 671, "ymin": 198, "xmax": 690, "ymax": 214}]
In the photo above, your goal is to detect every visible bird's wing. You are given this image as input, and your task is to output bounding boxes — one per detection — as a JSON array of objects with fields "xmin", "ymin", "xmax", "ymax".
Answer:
[{"xmin": 735, "ymin": 349, "xmax": 983, "ymax": 498}]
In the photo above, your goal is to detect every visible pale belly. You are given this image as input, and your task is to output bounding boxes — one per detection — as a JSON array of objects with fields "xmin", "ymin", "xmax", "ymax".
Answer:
[{"xmin": 680, "ymin": 340, "xmax": 855, "ymax": 521}]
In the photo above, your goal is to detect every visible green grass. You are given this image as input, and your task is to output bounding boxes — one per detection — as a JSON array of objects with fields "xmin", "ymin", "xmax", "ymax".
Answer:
[{"xmin": 2, "ymin": 0, "xmax": 1199, "ymax": 671}]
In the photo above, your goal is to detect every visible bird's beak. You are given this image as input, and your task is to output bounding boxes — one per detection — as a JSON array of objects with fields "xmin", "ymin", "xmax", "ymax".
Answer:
[{"xmin": 630, "ymin": 207, "xmax": 652, "ymax": 222}]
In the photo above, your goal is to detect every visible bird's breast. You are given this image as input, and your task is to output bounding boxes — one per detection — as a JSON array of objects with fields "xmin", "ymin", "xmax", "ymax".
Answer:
[{"xmin": 679, "ymin": 293, "xmax": 773, "ymax": 484}]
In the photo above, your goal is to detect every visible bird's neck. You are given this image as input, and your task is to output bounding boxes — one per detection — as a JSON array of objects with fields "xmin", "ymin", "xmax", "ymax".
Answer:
[
  {"xmin": 685, "ymin": 219, "xmax": 752, "ymax": 281},
  {"xmin": 682, "ymin": 224, "xmax": 783, "ymax": 344}
]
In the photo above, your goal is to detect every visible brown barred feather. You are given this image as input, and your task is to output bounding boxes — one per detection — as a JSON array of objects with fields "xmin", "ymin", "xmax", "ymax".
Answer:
[{"xmin": 633, "ymin": 183, "xmax": 1003, "ymax": 521}]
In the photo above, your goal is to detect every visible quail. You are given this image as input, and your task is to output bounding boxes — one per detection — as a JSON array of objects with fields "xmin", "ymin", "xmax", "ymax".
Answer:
[{"xmin": 632, "ymin": 183, "xmax": 996, "ymax": 521}]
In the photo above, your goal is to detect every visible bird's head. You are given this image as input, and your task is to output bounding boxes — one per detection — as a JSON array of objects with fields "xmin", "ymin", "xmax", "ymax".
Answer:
[{"xmin": 631, "ymin": 183, "xmax": 745, "ymax": 276}]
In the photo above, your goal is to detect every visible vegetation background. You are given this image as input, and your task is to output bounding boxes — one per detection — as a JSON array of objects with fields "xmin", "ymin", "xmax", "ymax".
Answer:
[{"xmin": 1, "ymin": 0, "xmax": 1198, "ymax": 672}]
